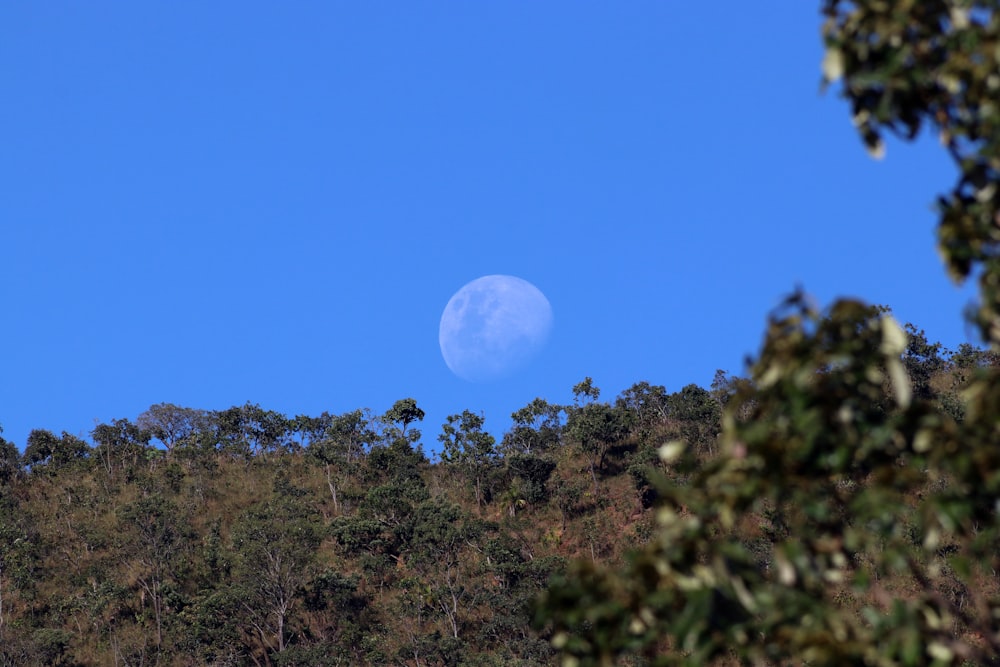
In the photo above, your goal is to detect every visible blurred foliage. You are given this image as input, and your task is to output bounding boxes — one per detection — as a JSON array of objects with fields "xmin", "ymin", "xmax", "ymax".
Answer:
[
  {"xmin": 821, "ymin": 0, "xmax": 1000, "ymax": 341},
  {"xmin": 537, "ymin": 297, "xmax": 1000, "ymax": 665}
]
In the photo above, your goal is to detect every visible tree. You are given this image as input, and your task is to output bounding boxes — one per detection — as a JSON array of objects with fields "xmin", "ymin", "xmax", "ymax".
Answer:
[
  {"xmin": 329, "ymin": 405, "xmax": 431, "ymax": 595},
  {"xmin": 821, "ymin": 0, "xmax": 1000, "ymax": 344},
  {"xmin": 565, "ymin": 379, "xmax": 633, "ymax": 493},
  {"xmin": 666, "ymin": 384, "xmax": 721, "ymax": 456},
  {"xmin": 477, "ymin": 538, "xmax": 562, "ymax": 665},
  {"xmin": 22, "ymin": 429, "xmax": 87, "ymax": 471},
  {"xmin": 538, "ymin": 3, "xmax": 1000, "ymax": 664},
  {"xmin": 438, "ymin": 410, "xmax": 499, "ymax": 509},
  {"xmin": 539, "ymin": 298, "xmax": 983, "ymax": 664},
  {"xmin": 330, "ymin": 515, "xmax": 395, "ymax": 589},
  {"xmin": 0, "ymin": 426, "xmax": 21, "ymax": 485},
  {"xmin": 296, "ymin": 569, "xmax": 371, "ymax": 663},
  {"xmin": 362, "ymin": 399, "xmax": 430, "ymax": 524},
  {"xmin": 117, "ymin": 494, "xmax": 187, "ymax": 649},
  {"xmin": 307, "ymin": 409, "xmax": 374, "ymax": 513},
  {"xmin": 230, "ymin": 499, "xmax": 321, "ymax": 658},
  {"xmin": 383, "ymin": 398, "xmax": 426, "ymax": 444},
  {"xmin": 507, "ymin": 454, "xmax": 557, "ymax": 506},
  {"xmin": 213, "ymin": 403, "xmax": 291, "ymax": 461},
  {"xmin": 500, "ymin": 398, "xmax": 564, "ymax": 457},
  {"xmin": 950, "ymin": 342, "xmax": 1000, "ymax": 374},
  {"xmin": 136, "ymin": 403, "xmax": 211, "ymax": 452},
  {"xmin": 571, "ymin": 377, "xmax": 601, "ymax": 404},
  {"xmin": 616, "ymin": 382, "xmax": 669, "ymax": 431},
  {"xmin": 406, "ymin": 499, "xmax": 474, "ymax": 639},
  {"xmin": 902, "ymin": 323, "xmax": 947, "ymax": 402},
  {"xmin": 92, "ymin": 418, "xmax": 152, "ymax": 478},
  {"xmin": 709, "ymin": 369, "xmax": 756, "ymax": 422},
  {"xmin": 289, "ymin": 412, "xmax": 333, "ymax": 450}
]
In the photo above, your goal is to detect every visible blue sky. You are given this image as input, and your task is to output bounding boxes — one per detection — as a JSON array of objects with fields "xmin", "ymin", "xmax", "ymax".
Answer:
[{"xmin": 1, "ymin": 3, "xmax": 977, "ymax": 453}]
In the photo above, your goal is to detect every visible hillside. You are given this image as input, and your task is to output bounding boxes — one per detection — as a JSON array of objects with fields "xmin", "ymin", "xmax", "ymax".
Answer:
[{"xmin": 0, "ymin": 320, "xmax": 992, "ymax": 666}]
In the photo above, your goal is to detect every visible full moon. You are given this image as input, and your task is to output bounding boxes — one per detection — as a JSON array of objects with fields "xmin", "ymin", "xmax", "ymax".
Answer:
[{"xmin": 439, "ymin": 275, "xmax": 554, "ymax": 382}]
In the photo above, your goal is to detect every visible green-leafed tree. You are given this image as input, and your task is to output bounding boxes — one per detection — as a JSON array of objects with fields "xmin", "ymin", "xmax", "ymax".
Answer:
[
  {"xmin": 902, "ymin": 323, "xmax": 948, "ymax": 402},
  {"xmin": 500, "ymin": 399, "xmax": 563, "ymax": 514},
  {"xmin": 821, "ymin": 0, "xmax": 1000, "ymax": 342},
  {"xmin": 501, "ymin": 398, "xmax": 564, "ymax": 457},
  {"xmin": 330, "ymin": 402, "xmax": 431, "ymax": 596},
  {"xmin": 214, "ymin": 402, "xmax": 292, "ymax": 461},
  {"xmin": 295, "ymin": 569, "xmax": 372, "ymax": 662},
  {"xmin": 406, "ymin": 499, "xmax": 476, "ymax": 640},
  {"xmin": 22, "ymin": 429, "xmax": 88, "ymax": 472},
  {"xmin": 0, "ymin": 426, "xmax": 21, "ymax": 485},
  {"xmin": 615, "ymin": 381, "xmax": 669, "ymax": 444},
  {"xmin": 507, "ymin": 454, "xmax": 558, "ymax": 507},
  {"xmin": 710, "ymin": 369, "xmax": 756, "ymax": 423},
  {"xmin": 439, "ymin": 410, "xmax": 499, "ymax": 509},
  {"xmin": 307, "ymin": 409, "xmax": 374, "ymax": 513},
  {"xmin": 950, "ymin": 342, "xmax": 1000, "ymax": 376},
  {"xmin": 565, "ymin": 379, "xmax": 633, "ymax": 494},
  {"xmin": 330, "ymin": 514, "xmax": 396, "ymax": 591},
  {"xmin": 289, "ymin": 412, "xmax": 333, "ymax": 450},
  {"xmin": 383, "ymin": 398, "xmax": 426, "ymax": 446},
  {"xmin": 230, "ymin": 499, "xmax": 322, "ymax": 659},
  {"xmin": 475, "ymin": 536, "xmax": 562, "ymax": 665},
  {"xmin": 136, "ymin": 403, "xmax": 211, "ymax": 452},
  {"xmin": 666, "ymin": 384, "xmax": 721, "ymax": 457},
  {"xmin": 117, "ymin": 494, "xmax": 188, "ymax": 651},
  {"xmin": 364, "ymin": 398, "xmax": 430, "ymax": 519},
  {"xmin": 92, "ymin": 418, "xmax": 152, "ymax": 480}
]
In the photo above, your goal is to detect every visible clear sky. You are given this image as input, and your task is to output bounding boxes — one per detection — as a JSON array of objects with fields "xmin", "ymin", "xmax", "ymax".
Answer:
[{"xmin": 0, "ymin": 3, "xmax": 978, "ymax": 453}]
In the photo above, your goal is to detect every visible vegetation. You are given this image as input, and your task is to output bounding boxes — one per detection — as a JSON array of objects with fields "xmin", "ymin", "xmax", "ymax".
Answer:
[
  {"xmin": 4, "ymin": 2, "xmax": 1000, "ymax": 665},
  {"xmin": 0, "ymin": 320, "xmax": 995, "ymax": 665},
  {"xmin": 0, "ymin": 386, "xmax": 675, "ymax": 665},
  {"xmin": 536, "ymin": 2, "xmax": 1000, "ymax": 665}
]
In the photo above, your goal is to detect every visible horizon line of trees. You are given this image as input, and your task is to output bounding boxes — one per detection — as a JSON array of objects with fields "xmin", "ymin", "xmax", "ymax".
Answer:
[{"xmin": 3, "ymin": 315, "xmax": 991, "ymax": 475}]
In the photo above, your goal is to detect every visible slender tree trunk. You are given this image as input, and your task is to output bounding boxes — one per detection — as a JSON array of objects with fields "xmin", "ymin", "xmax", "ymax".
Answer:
[
  {"xmin": 448, "ymin": 590, "xmax": 459, "ymax": 638},
  {"xmin": 101, "ymin": 445, "xmax": 114, "ymax": 477},
  {"xmin": 325, "ymin": 463, "xmax": 339, "ymax": 513},
  {"xmin": 440, "ymin": 566, "xmax": 461, "ymax": 639},
  {"xmin": 137, "ymin": 574, "xmax": 164, "ymax": 648},
  {"xmin": 153, "ymin": 581, "xmax": 163, "ymax": 648}
]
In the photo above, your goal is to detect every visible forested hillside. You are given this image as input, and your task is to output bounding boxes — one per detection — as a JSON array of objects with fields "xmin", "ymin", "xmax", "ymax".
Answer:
[{"xmin": 0, "ymin": 322, "xmax": 992, "ymax": 666}]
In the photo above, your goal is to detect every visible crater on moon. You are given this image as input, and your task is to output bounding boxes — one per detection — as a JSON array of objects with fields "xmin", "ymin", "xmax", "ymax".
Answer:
[{"xmin": 439, "ymin": 275, "xmax": 553, "ymax": 382}]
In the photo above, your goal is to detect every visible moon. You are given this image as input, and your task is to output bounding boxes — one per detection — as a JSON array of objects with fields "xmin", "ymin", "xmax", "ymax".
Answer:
[{"xmin": 439, "ymin": 275, "xmax": 554, "ymax": 382}]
